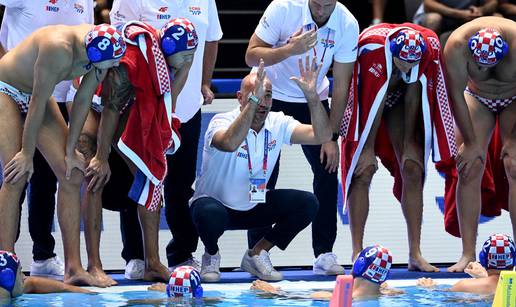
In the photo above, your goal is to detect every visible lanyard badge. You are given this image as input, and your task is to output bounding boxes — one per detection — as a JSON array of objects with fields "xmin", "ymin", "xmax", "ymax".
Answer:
[{"xmin": 244, "ymin": 131, "xmax": 269, "ymax": 203}]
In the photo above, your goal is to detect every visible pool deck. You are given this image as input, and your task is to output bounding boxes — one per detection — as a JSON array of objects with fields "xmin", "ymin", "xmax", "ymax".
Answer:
[{"xmin": 108, "ymin": 267, "xmax": 469, "ymax": 286}]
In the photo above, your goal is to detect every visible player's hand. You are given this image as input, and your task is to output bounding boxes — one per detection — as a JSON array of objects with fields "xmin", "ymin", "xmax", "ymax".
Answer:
[
  {"xmin": 4, "ymin": 151, "xmax": 33, "ymax": 183},
  {"xmin": 250, "ymin": 280, "xmax": 280, "ymax": 294},
  {"xmin": 286, "ymin": 27, "xmax": 318, "ymax": 56},
  {"xmin": 202, "ymin": 84, "xmax": 215, "ymax": 105},
  {"xmin": 65, "ymin": 149, "xmax": 86, "ymax": 180},
  {"xmin": 416, "ymin": 277, "xmax": 437, "ymax": 288},
  {"xmin": 320, "ymin": 141, "xmax": 339, "ymax": 173},
  {"xmin": 86, "ymin": 156, "xmax": 111, "ymax": 192},
  {"xmin": 253, "ymin": 59, "xmax": 266, "ymax": 100},
  {"xmin": 464, "ymin": 262, "xmax": 488, "ymax": 278},
  {"xmin": 456, "ymin": 142, "xmax": 485, "ymax": 178},
  {"xmin": 148, "ymin": 283, "xmax": 167, "ymax": 292},
  {"xmin": 290, "ymin": 55, "xmax": 322, "ymax": 101}
]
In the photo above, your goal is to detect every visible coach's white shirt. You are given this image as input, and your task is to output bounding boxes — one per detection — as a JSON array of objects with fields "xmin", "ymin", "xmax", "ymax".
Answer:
[
  {"xmin": 191, "ymin": 108, "xmax": 300, "ymax": 211},
  {"xmin": 254, "ymin": 0, "xmax": 358, "ymax": 103},
  {"xmin": 110, "ymin": 0, "xmax": 223, "ymax": 123},
  {"xmin": 0, "ymin": 0, "xmax": 94, "ymax": 102}
]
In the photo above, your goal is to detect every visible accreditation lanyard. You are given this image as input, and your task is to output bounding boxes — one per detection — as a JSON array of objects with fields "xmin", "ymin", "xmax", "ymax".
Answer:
[
  {"xmin": 244, "ymin": 130, "xmax": 269, "ymax": 178},
  {"xmin": 312, "ymin": 28, "xmax": 331, "ymax": 64}
]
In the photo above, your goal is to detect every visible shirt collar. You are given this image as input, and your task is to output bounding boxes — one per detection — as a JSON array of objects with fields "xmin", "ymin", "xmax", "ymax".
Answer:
[{"xmin": 302, "ymin": 0, "xmax": 338, "ymax": 31}]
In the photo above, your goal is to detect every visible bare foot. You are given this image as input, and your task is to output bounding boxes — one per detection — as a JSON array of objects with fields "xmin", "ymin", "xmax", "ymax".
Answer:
[
  {"xmin": 64, "ymin": 269, "xmax": 109, "ymax": 287},
  {"xmin": 143, "ymin": 263, "xmax": 170, "ymax": 282},
  {"xmin": 408, "ymin": 254, "xmax": 440, "ymax": 272},
  {"xmin": 447, "ymin": 255, "xmax": 476, "ymax": 272},
  {"xmin": 88, "ymin": 266, "xmax": 118, "ymax": 286}
]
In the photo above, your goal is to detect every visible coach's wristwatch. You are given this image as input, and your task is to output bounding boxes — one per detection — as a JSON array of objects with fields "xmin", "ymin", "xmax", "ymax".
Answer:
[
  {"xmin": 332, "ymin": 133, "xmax": 339, "ymax": 142},
  {"xmin": 247, "ymin": 92, "xmax": 260, "ymax": 105}
]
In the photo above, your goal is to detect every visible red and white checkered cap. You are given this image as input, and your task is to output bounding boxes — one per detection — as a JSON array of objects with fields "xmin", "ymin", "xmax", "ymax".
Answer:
[
  {"xmin": 469, "ymin": 28, "xmax": 508, "ymax": 65},
  {"xmin": 167, "ymin": 265, "xmax": 202, "ymax": 298},
  {"xmin": 481, "ymin": 234, "xmax": 516, "ymax": 269},
  {"xmin": 362, "ymin": 245, "xmax": 392, "ymax": 283},
  {"xmin": 85, "ymin": 24, "xmax": 126, "ymax": 61},
  {"xmin": 391, "ymin": 29, "xmax": 426, "ymax": 63}
]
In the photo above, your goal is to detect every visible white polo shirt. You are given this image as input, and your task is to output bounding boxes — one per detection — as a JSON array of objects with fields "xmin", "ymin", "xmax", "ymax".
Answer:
[
  {"xmin": 254, "ymin": 0, "xmax": 359, "ymax": 103},
  {"xmin": 110, "ymin": 0, "xmax": 223, "ymax": 123},
  {"xmin": 191, "ymin": 108, "xmax": 300, "ymax": 211},
  {"xmin": 0, "ymin": 0, "xmax": 94, "ymax": 102}
]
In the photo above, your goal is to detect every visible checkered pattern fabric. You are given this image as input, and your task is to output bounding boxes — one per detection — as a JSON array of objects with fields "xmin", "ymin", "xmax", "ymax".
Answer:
[
  {"xmin": 161, "ymin": 18, "xmax": 199, "ymax": 53},
  {"xmin": 391, "ymin": 30, "xmax": 425, "ymax": 63},
  {"xmin": 465, "ymin": 87, "xmax": 516, "ymax": 113},
  {"xmin": 363, "ymin": 246, "xmax": 392, "ymax": 283},
  {"xmin": 0, "ymin": 83, "xmax": 31, "ymax": 114},
  {"xmin": 436, "ymin": 64, "xmax": 457, "ymax": 156},
  {"xmin": 85, "ymin": 24, "xmax": 126, "ymax": 60},
  {"xmin": 339, "ymin": 78, "xmax": 354, "ymax": 137},
  {"xmin": 384, "ymin": 89, "xmax": 404, "ymax": 108},
  {"xmin": 167, "ymin": 266, "xmax": 202, "ymax": 298},
  {"xmin": 469, "ymin": 29, "xmax": 507, "ymax": 65},
  {"xmin": 481, "ymin": 234, "xmax": 516, "ymax": 269}
]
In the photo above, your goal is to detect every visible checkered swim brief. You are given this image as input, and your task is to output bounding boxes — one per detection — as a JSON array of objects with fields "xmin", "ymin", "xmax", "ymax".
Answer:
[
  {"xmin": 0, "ymin": 80, "xmax": 31, "ymax": 113},
  {"xmin": 384, "ymin": 89, "xmax": 404, "ymax": 108},
  {"xmin": 465, "ymin": 87, "xmax": 515, "ymax": 113}
]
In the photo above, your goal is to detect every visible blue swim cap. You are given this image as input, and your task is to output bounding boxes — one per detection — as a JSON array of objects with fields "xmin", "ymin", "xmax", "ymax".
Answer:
[
  {"xmin": 160, "ymin": 18, "xmax": 198, "ymax": 57},
  {"xmin": 390, "ymin": 29, "xmax": 426, "ymax": 63},
  {"xmin": 479, "ymin": 234, "xmax": 516, "ymax": 270},
  {"xmin": 352, "ymin": 245, "xmax": 392, "ymax": 284},
  {"xmin": 468, "ymin": 29, "xmax": 508, "ymax": 66},
  {"xmin": 167, "ymin": 266, "xmax": 203, "ymax": 298},
  {"xmin": 84, "ymin": 24, "xmax": 126, "ymax": 63},
  {"xmin": 0, "ymin": 251, "xmax": 20, "ymax": 296}
]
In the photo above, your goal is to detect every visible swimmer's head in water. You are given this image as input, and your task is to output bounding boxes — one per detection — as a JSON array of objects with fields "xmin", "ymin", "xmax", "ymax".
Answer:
[
  {"xmin": 390, "ymin": 29, "xmax": 426, "ymax": 63},
  {"xmin": 167, "ymin": 266, "xmax": 203, "ymax": 299},
  {"xmin": 352, "ymin": 245, "xmax": 392, "ymax": 284},
  {"xmin": 468, "ymin": 28, "xmax": 508, "ymax": 66},
  {"xmin": 85, "ymin": 24, "xmax": 126, "ymax": 64},
  {"xmin": 0, "ymin": 251, "xmax": 22, "ymax": 299},
  {"xmin": 479, "ymin": 234, "xmax": 516, "ymax": 270}
]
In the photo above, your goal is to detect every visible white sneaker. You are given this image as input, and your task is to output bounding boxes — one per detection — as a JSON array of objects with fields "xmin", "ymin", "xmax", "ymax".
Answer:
[
  {"xmin": 30, "ymin": 256, "xmax": 64, "ymax": 277},
  {"xmin": 313, "ymin": 252, "xmax": 345, "ymax": 275},
  {"xmin": 240, "ymin": 249, "xmax": 283, "ymax": 281},
  {"xmin": 169, "ymin": 257, "xmax": 201, "ymax": 272},
  {"xmin": 200, "ymin": 252, "xmax": 221, "ymax": 282},
  {"xmin": 124, "ymin": 259, "xmax": 145, "ymax": 280}
]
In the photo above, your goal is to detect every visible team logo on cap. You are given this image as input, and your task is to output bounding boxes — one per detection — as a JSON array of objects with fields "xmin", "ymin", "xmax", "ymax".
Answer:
[
  {"xmin": 167, "ymin": 266, "xmax": 203, "ymax": 298},
  {"xmin": 479, "ymin": 234, "xmax": 516, "ymax": 270},
  {"xmin": 468, "ymin": 29, "xmax": 508, "ymax": 66},
  {"xmin": 390, "ymin": 29, "xmax": 426, "ymax": 63}
]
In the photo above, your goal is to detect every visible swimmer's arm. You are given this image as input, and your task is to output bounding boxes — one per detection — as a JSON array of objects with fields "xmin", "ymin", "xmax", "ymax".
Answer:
[
  {"xmin": 23, "ymin": 276, "xmax": 92, "ymax": 294},
  {"xmin": 171, "ymin": 59, "xmax": 193, "ymax": 111},
  {"xmin": 404, "ymin": 81, "xmax": 423, "ymax": 143},
  {"xmin": 449, "ymin": 277, "xmax": 497, "ymax": 295},
  {"xmin": 329, "ymin": 61, "xmax": 354, "ymax": 135},
  {"xmin": 443, "ymin": 40, "xmax": 477, "ymax": 146},
  {"xmin": 22, "ymin": 49, "xmax": 66, "ymax": 157},
  {"xmin": 68, "ymin": 69, "xmax": 107, "ymax": 157},
  {"xmin": 95, "ymin": 103, "xmax": 120, "ymax": 161}
]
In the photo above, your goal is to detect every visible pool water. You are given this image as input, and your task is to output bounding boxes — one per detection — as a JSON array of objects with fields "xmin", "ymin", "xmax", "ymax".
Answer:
[{"xmin": 13, "ymin": 282, "xmax": 493, "ymax": 307}]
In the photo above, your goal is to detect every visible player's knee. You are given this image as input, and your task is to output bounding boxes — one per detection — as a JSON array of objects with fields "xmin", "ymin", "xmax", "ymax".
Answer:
[
  {"xmin": 458, "ymin": 158, "xmax": 485, "ymax": 183},
  {"xmin": 422, "ymin": 13, "xmax": 442, "ymax": 32},
  {"xmin": 401, "ymin": 159, "xmax": 424, "ymax": 182},
  {"xmin": 353, "ymin": 165, "xmax": 377, "ymax": 186},
  {"xmin": 503, "ymin": 155, "xmax": 516, "ymax": 181},
  {"xmin": 77, "ymin": 133, "xmax": 97, "ymax": 162},
  {"xmin": 57, "ymin": 169, "xmax": 84, "ymax": 187}
]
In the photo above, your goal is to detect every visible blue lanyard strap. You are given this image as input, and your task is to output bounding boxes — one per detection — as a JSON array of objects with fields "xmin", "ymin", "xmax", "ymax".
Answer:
[{"xmin": 244, "ymin": 130, "xmax": 269, "ymax": 177}]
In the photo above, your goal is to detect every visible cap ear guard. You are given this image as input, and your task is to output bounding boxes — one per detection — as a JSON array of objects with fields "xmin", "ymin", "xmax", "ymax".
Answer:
[
  {"xmin": 479, "ymin": 248, "xmax": 487, "ymax": 268},
  {"xmin": 193, "ymin": 285, "xmax": 203, "ymax": 298},
  {"xmin": 87, "ymin": 46, "xmax": 102, "ymax": 63},
  {"xmin": 351, "ymin": 256, "xmax": 367, "ymax": 278},
  {"xmin": 161, "ymin": 37, "xmax": 177, "ymax": 56}
]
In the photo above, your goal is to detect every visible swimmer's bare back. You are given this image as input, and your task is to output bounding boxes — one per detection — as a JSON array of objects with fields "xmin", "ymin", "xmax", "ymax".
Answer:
[{"xmin": 0, "ymin": 24, "xmax": 95, "ymax": 93}]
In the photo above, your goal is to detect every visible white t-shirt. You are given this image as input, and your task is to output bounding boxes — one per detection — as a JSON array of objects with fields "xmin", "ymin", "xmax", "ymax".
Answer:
[
  {"xmin": 191, "ymin": 108, "xmax": 300, "ymax": 211},
  {"xmin": 0, "ymin": 0, "xmax": 94, "ymax": 102},
  {"xmin": 254, "ymin": 0, "xmax": 359, "ymax": 103},
  {"xmin": 110, "ymin": 0, "xmax": 223, "ymax": 123}
]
